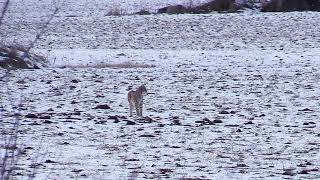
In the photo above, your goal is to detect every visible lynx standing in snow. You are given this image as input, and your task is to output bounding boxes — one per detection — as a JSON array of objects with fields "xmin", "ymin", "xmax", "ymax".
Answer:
[{"xmin": 128, "ymin": 85, "xmax": 147, "ymax": 117}]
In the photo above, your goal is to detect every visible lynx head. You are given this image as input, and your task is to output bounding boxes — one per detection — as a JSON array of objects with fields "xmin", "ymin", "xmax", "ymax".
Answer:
[{"xmin": 139, "ymin": 84, "xmax": 147, "ymax": 94}]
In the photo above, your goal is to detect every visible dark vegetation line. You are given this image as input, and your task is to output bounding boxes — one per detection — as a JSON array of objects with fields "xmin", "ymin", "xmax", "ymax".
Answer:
[{"xmin": 129, "ymin": 0, "xmax": 320, "ymax": 16}]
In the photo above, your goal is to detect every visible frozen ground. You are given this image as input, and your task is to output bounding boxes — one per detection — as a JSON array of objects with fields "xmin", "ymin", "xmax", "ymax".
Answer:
[{"xmin": 1, "ymin": 0, "xmax": 320, "ymax": 179}]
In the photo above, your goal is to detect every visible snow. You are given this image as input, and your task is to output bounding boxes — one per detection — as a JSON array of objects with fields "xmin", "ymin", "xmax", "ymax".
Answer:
[{"xmin": 1, "ymin": 0, "xmax": 320, "ymax": 179}]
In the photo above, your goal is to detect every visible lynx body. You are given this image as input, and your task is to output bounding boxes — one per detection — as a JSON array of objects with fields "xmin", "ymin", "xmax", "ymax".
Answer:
[{"xmin": 128, "ymin": 85, "xmax": 147, "ymax": 117}]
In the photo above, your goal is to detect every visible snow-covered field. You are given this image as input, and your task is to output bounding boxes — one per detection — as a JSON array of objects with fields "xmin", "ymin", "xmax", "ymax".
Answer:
[{"xmin": 1, "ymin": 0, "xmax": 320, "ymax": 179}]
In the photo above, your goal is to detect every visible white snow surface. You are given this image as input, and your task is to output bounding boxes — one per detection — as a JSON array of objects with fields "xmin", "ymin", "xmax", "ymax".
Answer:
[{"xmin": 1, "ymin": 0, "xmax": 320, "ymax": 179}]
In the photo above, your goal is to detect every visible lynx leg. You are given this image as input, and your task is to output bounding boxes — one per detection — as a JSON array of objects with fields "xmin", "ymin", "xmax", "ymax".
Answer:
[
  {"xmin": 135, "ymin": 101, "xmax": 140, "ymax": 116},
  {"xmin": 129, "ymin": 101, "xmax": 133, "ymax": 117},
  {"xmin": 139, "ymin": 103, "xmax": 143, "ymax": 117}
]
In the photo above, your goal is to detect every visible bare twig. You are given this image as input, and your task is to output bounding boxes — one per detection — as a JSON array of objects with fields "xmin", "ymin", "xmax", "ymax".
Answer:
[
  {"xmin": 0, "ymin": 71, "xmax": 23, "ymax": 180},
  {"xmin": 1, "ymin": 1, "xmax": 59, "ymax": 179},
  {"xmin": 0, "ymin": 0, "xmax": 10, "ymax": 26},
  {"xmin": 21, "ymin": 7, "xmax": 59, "ymax": 60}
]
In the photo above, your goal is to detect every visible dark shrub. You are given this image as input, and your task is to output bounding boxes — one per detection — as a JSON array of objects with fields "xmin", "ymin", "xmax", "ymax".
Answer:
[
  {"xmin": 0, "ymin": 45, "xmax": 47, "ymax": 69},
  {"xmin": 135, "ymin": 10, "xmax": 151, "ymax": 15},
  {"xmin": 157, "ymin": 7, "xmax": 168, "ymax": 14},
  {"xmin": 157, "ymin": 5, "xmax": 189, "ymax": 14},
  {"xmin": 191, "ymin": 0, "xmax": 238, "ymax": 13},
  {"xmin": 306, "ymin": 0, "xmax": 320, "ymax": 11},
  {"xmin": 166, "ymin": 5, "xmax": 188, "ymax": 14},
  {"xmin": 261, "ymin": 0, "xmax": 320, "ymax": 12},
  {"xmin": 281, "ymin": 0, "xmax": 309, "ymax": 11}
]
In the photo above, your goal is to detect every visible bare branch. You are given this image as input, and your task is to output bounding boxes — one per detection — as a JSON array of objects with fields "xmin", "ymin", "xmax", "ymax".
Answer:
[
  {"xmin": 21, "ymin": 7, "xmax": 59, "ymax": 60},
  {"xmin": 0, "ymin": 0, "xmax": 10, "ymax": 26}
]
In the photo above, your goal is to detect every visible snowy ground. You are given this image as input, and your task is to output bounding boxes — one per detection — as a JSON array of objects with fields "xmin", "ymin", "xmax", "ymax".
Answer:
[{"xmin": 1, "ymin": 0, "xmax": 320, "ymax": 179}]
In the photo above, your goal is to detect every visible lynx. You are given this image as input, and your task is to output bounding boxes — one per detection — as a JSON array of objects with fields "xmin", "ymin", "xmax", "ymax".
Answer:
[{"xmin": 128, "ymin": 85, "xmax": 147, "ymax": 117}]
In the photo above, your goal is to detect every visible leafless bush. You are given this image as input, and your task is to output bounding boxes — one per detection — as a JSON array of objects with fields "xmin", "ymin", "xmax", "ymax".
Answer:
[
  {"xmin": 64, "ymin": 61, "xmax": 156, "ymax": 69},
  {"xmin": 0, "ymin": 0, "xmax": 58, "ymax": 69},
  {"xmin": 0, "ymin": 117, "xmax": 23, "ymax": 180},
  {"xmin": 105, "ymin": 7, "xmax": 127, "ymax": 16},
  {"xmin": 0, "ymin": 45, "xmax": 48, "ymax": 69},
  {"xmin": 184, "ymin": 0, "xmax": 197, "ymax": 9},
  {"xmin": 0, "ymin": 71, "xmax": 23, "ymax": 180},
  {"xmin": 1, "ymin": 0, "xmax": 58, "ymax": 178}
]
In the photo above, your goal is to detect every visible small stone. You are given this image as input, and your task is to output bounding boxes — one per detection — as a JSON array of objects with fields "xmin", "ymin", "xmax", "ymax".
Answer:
[
  {"xmin": 71, "ymin": 79, "xmax": 80, "ymax": 83},
  {"xmin": 73, "ymin": 111, "xmax": 81, "ymax": 115},
  {"xmin": 39, "ymin": 115, "xmax": 51, "ymax": 119},
  {"xmin": 220, "ymin": 110, "xmax": 229, "ymax": 114},
  {"xmin": 139, "ymin": 134, "xmax": 155, "ymax": 137},
  {"xmin": 306, "ymin": 161, "xmax": 312, "ymax": 165},
  {"xmin": 237, "ymin": 164, "xmax": 248, "ymax": 167},
  {"xmin": 202, "ymin": 117, "xmax": 210, "ymax": 121},
  {"xmin": 95, "ymin": 120, "xmax": 107, "ymax": 124},
  {"xmin": 108, "ymin": 115, "xmax": 118, "ymax": 120},
  {"xmin": 283, "ymin": 170, "xmax": 295, "ymax": 176},
  {"xmin": 172, "ymin": 119, "xmax": 181, "ymax": 125},
  {"xmin": 230, "ymin": 111, "xmax": 236, "ymax": 114},
  {"xmin": 25, "ymin": 114, "xmax": 38, "ymax": 118},
  {"xmin": 259, "ymin": 114, "xmax": 266, "ymax": 117},
  {"xmin": 43, "ymin": 120, "xmax": 53, "ymax": 124},
  {"xmin": 72, "ymin": 169, "xmax": 83, "ymax": 173},
  {"xmin": 70, "ymin": 100, "xmax": 77, "ymax": 104},
  {"xmin": 143, "ymin": 116, "xmax": 153, "ymax": 123},
  {"xmin": 44, "ymin": 159, "xmax": 56, "ymax": 163},
  {"xmin": 198, "ymin": 117, "xmax": 215, "ymax": 125},
  {"xmin": 298, "ymin": 170, "xmax": 309, "ymax": 174},
  {"xmin": 126, "ymin": 120, "xmax": 136, "ymax": 125},
  {"xmin": 244, "ymin": 121, "xmax": 254, "ymax": 125},
  {"xmin": 299, "ymin": 108, "xmax": 313, "ymax": 112},
  {"xmin": 213, "ymin": 119, "xmax": 223, "ymax": 123},
  {"xmin": 94, "ymin": 104, "xmax": 111, "ymax": 109},
  {"xmin": 117, "ymin": 53, "xmax": 126, "ymax": 56}
]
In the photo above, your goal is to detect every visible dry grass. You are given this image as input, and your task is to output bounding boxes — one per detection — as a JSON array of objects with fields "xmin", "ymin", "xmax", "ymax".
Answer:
[
  {"xmin": 105, "ymin": 7, "xmax": 127, "ymax": 16},
  {"xmin": 64, "ymin": 61, "xmax": 156, "ymax": 69}
]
